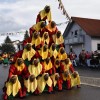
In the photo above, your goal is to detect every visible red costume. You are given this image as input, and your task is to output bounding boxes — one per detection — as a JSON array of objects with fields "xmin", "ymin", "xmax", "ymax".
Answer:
[{"xmin": 3, "ymin": 61, "xmax": 30, "ymax": 100}]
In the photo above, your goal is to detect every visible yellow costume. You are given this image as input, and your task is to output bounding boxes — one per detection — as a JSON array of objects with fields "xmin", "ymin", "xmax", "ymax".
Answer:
[
  {"xmin": 28, "ymin": 62, "xmax": 42, "ymax": 77},
  {"xmin": 71, "ymin": 72, "xmax": 81, "ymax": 87},
  {"xmin": 22, "ymin": 46, "xmax": 36, "ymax": 61},
  {"xmin": 42, "ymin": 32, "xmax": 50, "ymax": 45},
  {"xmin": 39, "ymin": 46, "xmax": 49, "ymax": 60},
  {"xmin": 44, "ymin": 60, "xmax": 52, "ymax": 71},
  {"xmin": 39, "ymin": 8, "xmax": 52, "ymax": 22},
  {"xmin": 31, "ymin": 35, "xmax": 41, "ymax": 47},
  {"xmin": 49, "ymin": 45, "xmax": 58, "ymax": 59},
  {"xmin": 37, "ymin": 73, "xmax": 52, "ymax": 93},
  {"xmin": 58, "ymin": 47, "xmax": 67, "ymax": 60},
  {"xmin": 31, "ymin": 21, "xmax": 45, "ymax": 32},
  {"xmin": 24, "ymin": 78, "xmax": 37, "ymax": 93},
  {"xmin": 51, "ymin": 73, "xmax": 59, "ymax": 87},
  {"xmin": 6, "ymin": 75, "xmax": 21, "ymax": 96}
]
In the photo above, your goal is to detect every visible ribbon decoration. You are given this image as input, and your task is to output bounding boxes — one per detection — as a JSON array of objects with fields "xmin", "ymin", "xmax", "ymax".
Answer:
[{"xmin": 57, "ymin": 0, "xmax": 72, "ymax": 22}]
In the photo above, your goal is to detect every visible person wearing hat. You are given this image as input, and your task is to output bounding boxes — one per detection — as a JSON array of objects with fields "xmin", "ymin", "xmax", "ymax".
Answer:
[
  {"xmin": 3, "ymin": 58, "xmax": 30, "ymax": 100},
  {"xmin": 36, "ymin": 5, "xmax": 52, "ymax": 23}
]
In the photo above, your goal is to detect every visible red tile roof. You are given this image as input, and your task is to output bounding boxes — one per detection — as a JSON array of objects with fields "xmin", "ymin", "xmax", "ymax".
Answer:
[{"xmin": 71, "ymin": 17, "xmax": 100, "ymax": 36}]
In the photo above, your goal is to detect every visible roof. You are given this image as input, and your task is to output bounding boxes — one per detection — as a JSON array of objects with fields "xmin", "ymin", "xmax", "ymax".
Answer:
[{"xmin": 63, "ymin": 17, "xmax": 100, "ymax": 37}]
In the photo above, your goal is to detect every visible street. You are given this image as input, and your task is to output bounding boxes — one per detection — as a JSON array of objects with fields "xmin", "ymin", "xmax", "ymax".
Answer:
[{"xmin": 0, "ymin": 64, "xmax": 100, "ymax": 100}]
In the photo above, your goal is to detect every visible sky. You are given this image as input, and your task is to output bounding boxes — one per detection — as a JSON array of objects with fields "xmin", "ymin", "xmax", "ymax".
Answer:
[{"xmin": 0, "ymin": 0, "xmax": 100, "ymax": 43}]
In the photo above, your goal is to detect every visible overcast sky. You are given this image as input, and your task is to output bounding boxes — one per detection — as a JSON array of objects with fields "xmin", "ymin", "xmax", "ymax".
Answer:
[{"xmin": 0, "ymin": 0, "xmax": 100, "ymax": 43}]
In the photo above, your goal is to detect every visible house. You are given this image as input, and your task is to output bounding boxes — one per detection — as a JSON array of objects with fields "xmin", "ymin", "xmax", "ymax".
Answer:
[{"xmin": 63, "ymin": 17, "xmax": 100, "ymax": 57}]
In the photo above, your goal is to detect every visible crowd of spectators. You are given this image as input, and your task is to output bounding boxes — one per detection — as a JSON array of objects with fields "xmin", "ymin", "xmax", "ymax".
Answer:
[{"xmin": 68, "ymin": 50, "xmax": 100, "ymax": 68}]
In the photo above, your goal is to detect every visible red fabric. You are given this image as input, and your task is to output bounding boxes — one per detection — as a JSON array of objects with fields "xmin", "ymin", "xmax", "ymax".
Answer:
[
  {"xmin": 70, "ymin": 64, "xmax": 74, "ymax": 73},
  {"xmin": 66, "ymin": 79, "xmax": 71, "ymax": 89},
  {"xmin": 23, "ymin": 37, "xmax": 31, "ymax": 46},
  {"xmin": 36, "ymin": 14, "xmax": 47, "ymax": 23},
  {"xmin": 57, "ymin": 79, "xmax": 63, "ymax": 90},
  {"xmin": 13, "ymin": 50, "xmax": 23, "ymax": 63},
  {"xmin": 8, "ymin": 64, "xmax": 30, "ymax": 79},
  {"xmin": 48, "ymin": 86, "xmax": 53, "ymax": 92}
]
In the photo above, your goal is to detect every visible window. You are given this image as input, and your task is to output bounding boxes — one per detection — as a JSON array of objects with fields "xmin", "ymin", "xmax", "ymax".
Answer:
[
  {"xmin": 97, "ymin": 44, "xmax": 100, "ymax": 50},
  {"xmin": 74, "ymin": 30, "xmax": 78, "ymax": 37}
]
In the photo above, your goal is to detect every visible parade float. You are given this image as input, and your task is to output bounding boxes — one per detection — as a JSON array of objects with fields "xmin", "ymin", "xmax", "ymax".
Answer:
[{"xmin": 3, "ymin": 4, "xmax": 80, "ymax": 100}]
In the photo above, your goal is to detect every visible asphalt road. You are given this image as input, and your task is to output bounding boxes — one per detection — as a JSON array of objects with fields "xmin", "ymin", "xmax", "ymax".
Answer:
[{"xmin": 0, "ymin": 64, "xmax": 100, "ymax": 100}]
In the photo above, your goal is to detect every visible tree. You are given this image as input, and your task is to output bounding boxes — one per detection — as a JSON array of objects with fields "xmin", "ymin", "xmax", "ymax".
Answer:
[
  {"xmin": 1, "ymin": 36, "xmax": 16, "ymax": 53},
  {"xmin": 4, "ymin": 36, "xmax": 12, "ymax": 43},
  {"xmin": 24, "ymin": 30, "xmax": 29, "ymax": 40}
]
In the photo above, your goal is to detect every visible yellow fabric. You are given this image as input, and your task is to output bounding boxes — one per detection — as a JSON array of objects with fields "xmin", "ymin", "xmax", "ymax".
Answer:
[
  {"xmin": 45, "ymin": 22, "xmax": 56, "ymax": 32},
  {"xmin": 58, "ymin": 53, "xmax": 67, "ymax": 60},
  {"xmin": 42, "ymin": 32, "xmax": 50, "ymax": 45},
  {"xmin": 28, "ymin": 63, "xmax": 42, "ymax": 77},
  {"xmin": 24, "ymin": 78, "xmax": 37, "ymax": 93},
  {"xmin": 55, "ymin": 36, "xmax": 64, "ymax": 45},
  {"xmin": 51, "ymin": 74, "xmax": 57, "ymax": 87},
  {"xmin": 22, "ymin": 48, "xmax": 36, "ymax": 61},
  {"xmin": 6, "ymin": 76, "xmax": 21, "ymax": 96},
  {"xmin": 62, "ymin": 73, "xmax": 71, "ymax": 81},
  {"xmin": 71, "ymin": 74, "xmax": 81, "ymax": 87},
  {"xmin": 37, "ymin": 73, "xmax": 52, "ymax": 93},
  {"xmin": 62, "ymin": 59, "xmax": 72, "ymax": 71},
  {"xmin": 40, "ymin": 9, "xmax": 52, "ymax": 22},
  {"xmin": 39, "ymin": 48, "xmax": 48, "ymax": 60},
  {"xmin": 44, "ymin": 61, "xmax": 52, "ymax": 71},
  {"xmin": 58, "ymin": 47, "xmax": 67, "ymax": 60},
  {"xmin": 31, "ymin": 36, "xmax": 41, "ymax": 47},
  {"xmin": 15, "ymin": 63, "xmax": 25, "ymax": 72},
  {"xmin": 31, "ymin": 21, "xmax": 45, "ymax": 32},
  {"xmin": 0, "ymin": 56, "xmax": 4, "ymax": 60},
  {"xmin": 49, "ymin": 46, "xmax": 58, "ymax": 58}
]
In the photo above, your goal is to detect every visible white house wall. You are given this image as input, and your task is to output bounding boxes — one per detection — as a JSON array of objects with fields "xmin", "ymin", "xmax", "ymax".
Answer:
[
  {"xmin": 64, "ymin": 23, "xmax": 92, "ymax": 57},
  {"xmin": 91, "ymin": 38, "xmax": 100, "ymax": 51}
]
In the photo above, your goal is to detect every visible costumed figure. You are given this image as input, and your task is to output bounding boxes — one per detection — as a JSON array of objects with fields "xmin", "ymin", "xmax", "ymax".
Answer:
[
  {"xmin": 37, "ymin": 73, "xmax": 53, "ymax": 94},
  {"xmin": 71, "ymin": 71, "xmax": 81, "ymax": 88},
  {"xmin": 38, "ymin": 44, "xmax": 49, "ymax": 60},
  {"xmin": 51, "ymin": 73, "xmax": 62, "ymax": 91},
  {"xmin": 22, "ymin": 43, "xmax": 36, "ymax": 66},
  {"xmin": 42, "ymin": 21, "xmax": 58, "ymax": 46},
  {"xmin": 61, "ymin": 58, "xmax": 74, "ymax": 89},
  {"xmin": 41, "ymin": 32, "xmax": 50, "ymax": 45},
  {"xmin": 43, "ymin": 57, "xmax": 54, "ymax": 75},
  {"xmin": 24, "ymin": 74, "xmax": 37, "ymax": 95},
  {"xmin": 31, "ymin": 32, "xmax": 42, "ymax": 50},
  {"xmin": 36, "ymin": 5, "xmax": 52, "ymax": 23},
  {"xmin": 29, "ymin": 21, "xmax": 46, "ymax": 38},
  {"xmin": 58, "ymin": 47, "xmax": 67, "ymax": 60},
  {"xmin": 53, "ymin": 31, "xmax": 64, "ymax": 50},
  {"xmin": 49, "ymin": 43, "xmax": 58, "ymax": 59},
  {"xmin": 3, "ymin": 58, "xmax": 30, "ymax": 100},
  {"xmin": 2, "ymin": 52, "xmax": 9, "ymax": 65}
]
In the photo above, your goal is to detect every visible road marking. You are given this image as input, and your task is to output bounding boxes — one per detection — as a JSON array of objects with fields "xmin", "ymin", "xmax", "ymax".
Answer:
[{"xmin": 80, "ymin": 76, "xmax": 100, "ymax": 87}]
